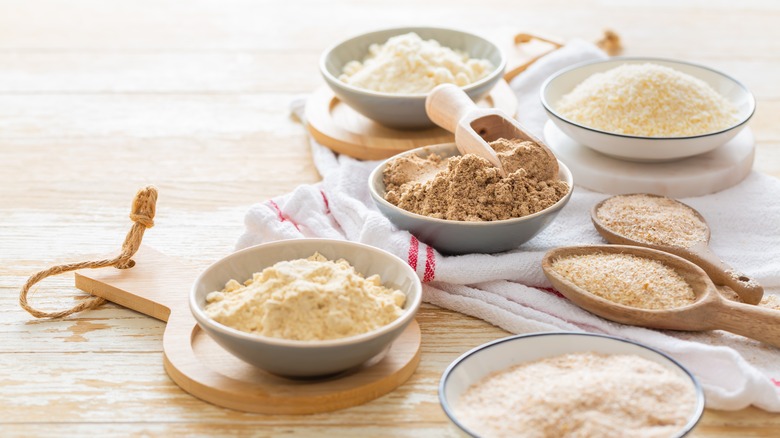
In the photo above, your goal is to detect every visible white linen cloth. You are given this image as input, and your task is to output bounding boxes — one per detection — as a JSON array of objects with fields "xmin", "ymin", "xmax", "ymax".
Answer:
[{"xmin": 238, "ymin": 39, "xmax": 780, "ymax": 411}]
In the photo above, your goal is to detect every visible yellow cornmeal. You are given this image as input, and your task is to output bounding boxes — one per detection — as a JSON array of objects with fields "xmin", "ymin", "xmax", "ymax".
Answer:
[{"xmin": 204, "ymin": 253, "xmax": 406, "ymax": 341}]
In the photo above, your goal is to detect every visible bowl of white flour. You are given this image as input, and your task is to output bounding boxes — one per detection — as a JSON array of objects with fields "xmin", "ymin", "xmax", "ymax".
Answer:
[{"xmin": 321, "ymin": 27, "xmax": 505, "ymax": 129}]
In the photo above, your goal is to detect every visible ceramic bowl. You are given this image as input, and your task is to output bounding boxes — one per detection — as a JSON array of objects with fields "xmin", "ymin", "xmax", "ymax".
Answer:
[
  {"xmin": 368, "ymin": 143, "xmax": 573, "ymax": 255},
  {"xmin": 440, "ymin": 332, "xmax": 705, "ymax": 437},
  {"xmin": 541, "ymin": 57, "xmax": 755, "ymax": 162},
  {"xmin": 189, "ymin": 238, "xmax": 422, "ymax": 377},
  {"xmin": 320, "ymin": 27, "xmax": 506, "ymax": 129}
]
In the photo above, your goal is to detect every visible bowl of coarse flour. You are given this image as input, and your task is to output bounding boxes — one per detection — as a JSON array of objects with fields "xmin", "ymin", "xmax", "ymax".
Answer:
[
  {"xmin": 541, "ymin": 58, "xmax": 755, "ymax": 161},
  {"xmin": 321, "ymin": 27, "xmax": 506, "ymax": 129},
  {"xmin": 440, "ymin": 333, "xmax": 704, "ymax": 437}
]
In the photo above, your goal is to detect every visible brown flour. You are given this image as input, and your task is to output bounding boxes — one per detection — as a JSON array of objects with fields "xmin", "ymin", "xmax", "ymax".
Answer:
[{"xmin": 383, "ymin": 138, "xmax": 568, "ymax": 221}]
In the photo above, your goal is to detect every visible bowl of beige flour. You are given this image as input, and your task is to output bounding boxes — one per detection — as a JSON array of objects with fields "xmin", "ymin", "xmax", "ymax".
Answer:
[
  {"xmin": 369, "ymin": 141, "xmax": 573, "ymax": 254},
  {"xmin": 440, "ymin": 333, "xmax": 704, "ymax": 437},
  {"xmin": 190, "ymin": 238, "xmax": 422, "ymax": 377}
]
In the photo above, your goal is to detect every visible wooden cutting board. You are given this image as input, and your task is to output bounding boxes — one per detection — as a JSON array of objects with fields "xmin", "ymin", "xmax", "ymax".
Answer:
[
  {"xmin": 74, "ymin": 245, "xmax": 422, "ymax": 414},
  {"xmin": 305, "ymin": 80, "xmax": 518, "ymax": 160}
]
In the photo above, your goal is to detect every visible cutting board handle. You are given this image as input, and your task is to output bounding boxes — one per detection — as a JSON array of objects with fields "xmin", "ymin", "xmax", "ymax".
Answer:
[{"xmin": 74, "ymin": 245, "xmax": 197, "ymax": 321}]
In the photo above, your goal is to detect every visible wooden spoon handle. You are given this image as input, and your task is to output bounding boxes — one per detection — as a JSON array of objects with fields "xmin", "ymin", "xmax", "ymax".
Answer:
[
  {"xmin": 425, "ymin": 84, "xmax": 477, "ymax": 133},
  {"xmin": 713, "ymin": 300, "xmax": 780, "ymax": 348},
  {"xmin": 687, "ymin": 243, "xmax": 763, "ymax": 305}
]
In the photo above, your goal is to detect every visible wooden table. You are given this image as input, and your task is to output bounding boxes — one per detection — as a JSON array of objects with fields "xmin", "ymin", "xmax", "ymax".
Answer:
[{"xmin": 2, "ymin": 1, "xmax": 778, "ymax": 436}]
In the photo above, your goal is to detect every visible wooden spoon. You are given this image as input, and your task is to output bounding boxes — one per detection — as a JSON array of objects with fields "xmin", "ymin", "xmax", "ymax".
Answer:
[
  {"xmin": 542, "ymin": 245, "xmax": 780, "ymax": 348},
  {"xmin": 591, "ymin": 194, "xmax": 763, "ymax": 305},
  {"xmin": 425, "ymin": 83, "xmax": 558, "ymax": 178}
]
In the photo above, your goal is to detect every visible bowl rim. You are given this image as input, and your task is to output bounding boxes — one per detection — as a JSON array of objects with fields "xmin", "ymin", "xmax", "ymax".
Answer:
[
  {"xmin": 438, "ymin": 332, "xmax": 705, "ymax": 438},
  {"xmin": 319, "ymin": 26, "xmax": 507, "ymax": 99},
  {"xmin": 368, "ymin": 143, "xmax": 574, "ymax": 227},
  {"xmin": 189, "ymin": 238, "xmax": 423, "ymax": 348},
  {"xmin": 540, "ymin": 56, "xmax": 756, "ymax": 140}
]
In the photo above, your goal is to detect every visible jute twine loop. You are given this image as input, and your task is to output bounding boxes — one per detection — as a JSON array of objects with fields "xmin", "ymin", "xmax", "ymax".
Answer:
[
  {"xmin": 596, "ymin": 29, "xmax": 623, "ymax": 55},
  {"xmin": 19, "ymin": 186, "xmax": 158, "ymax": 319}
]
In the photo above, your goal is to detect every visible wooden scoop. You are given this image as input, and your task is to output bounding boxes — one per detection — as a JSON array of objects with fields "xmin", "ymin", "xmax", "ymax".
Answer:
[
  {"xmin": 591, "ymin": 194, "xmax": 763, "ymax": 305},
  {"xmin": 542, "ymin": 245, "xmax": 780, "ymax": 348},
  {"xmin": 425, "ymin": 83, "xmax": 558, "ymax": 178}
]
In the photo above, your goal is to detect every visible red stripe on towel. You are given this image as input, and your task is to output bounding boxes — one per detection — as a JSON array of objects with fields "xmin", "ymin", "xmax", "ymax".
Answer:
[
  {"xmin": 538, "ymin": 286, "xmax": 566, "ymax": 299},
  {"xmin": 772, "ymin": 378, "xmax": 780, "ymax": 387},
  {"xmin": 320, "ymin": 190, "xmax": 330, "ymax": 214},
  {"xmin": 268, "ymin": 200, "xmax": 300, "ymax": 231},
  {"xmin": 423, "ymin": 245, "xmax": 436, "ymax": 282},
  {"xmin": 407, "ymin": 236, "xmax": 419, "ymax": 271}
]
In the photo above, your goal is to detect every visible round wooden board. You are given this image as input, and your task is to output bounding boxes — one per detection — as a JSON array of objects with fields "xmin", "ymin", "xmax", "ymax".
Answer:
[
  {"xmin": 305, "ymin": 80, "xmax": 518, "ymax": 160},
  {"xmin": 543, "ymin": 121, "xmax": 756, "ymax": 198},
  {"xmin": 75, "ymin": 246, "xmax": 423, "ymax": 415},
  {"xmin": 169, "ymin": 319, "xmax": 422, "ymax": 415}
]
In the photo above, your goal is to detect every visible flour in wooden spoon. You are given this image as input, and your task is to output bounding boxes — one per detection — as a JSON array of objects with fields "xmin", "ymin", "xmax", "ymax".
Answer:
[
  {"xmin": 550, "ymin": 253, "xmax": 696, "ymax": 310},
  {"xmin": 596, "ymin": 194, "xmax": 708, "ymax": 248}
]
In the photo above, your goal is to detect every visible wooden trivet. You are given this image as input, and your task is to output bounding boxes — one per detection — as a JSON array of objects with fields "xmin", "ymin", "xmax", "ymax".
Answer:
[
  {"xmin": 74, "ymin": 245, "xmax": 422, "ymax": 414},
  {"xmin": 305, "ymin": 79, "xmax": 518, "ymax": 160},
  {"xmin": 544, "ymin": 121, "xmax": 755, "ymax": 198}
]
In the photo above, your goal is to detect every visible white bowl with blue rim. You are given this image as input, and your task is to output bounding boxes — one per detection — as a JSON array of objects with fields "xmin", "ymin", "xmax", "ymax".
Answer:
[
  {"xmin": 440, "ymin": 332, "xmax": 705, "ymax": 437},
  {"xmin": 541, "ymin": 57, "xmax": 755, "ymax": 162}
]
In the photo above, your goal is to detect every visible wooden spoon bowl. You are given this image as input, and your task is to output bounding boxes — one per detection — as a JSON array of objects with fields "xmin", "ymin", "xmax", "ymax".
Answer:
[
  {"xmin": 542, "ymin": 245, "xmax": 780, "ymax": 348},
  {"xmin": 591, "ymin": 194, "xmax": 763, "ymax": 305}
]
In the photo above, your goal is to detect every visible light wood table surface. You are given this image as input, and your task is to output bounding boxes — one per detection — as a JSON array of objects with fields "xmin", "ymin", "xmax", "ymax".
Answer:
[{"xmin": 2, "ymin": 1, "xmax": 779, "ymax": 436}]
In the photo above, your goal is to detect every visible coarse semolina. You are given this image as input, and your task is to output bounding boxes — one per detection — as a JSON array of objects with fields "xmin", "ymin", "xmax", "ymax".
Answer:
[{"xmin": 556, "ymin": 63, "xmax": 738, "ymax": 137}]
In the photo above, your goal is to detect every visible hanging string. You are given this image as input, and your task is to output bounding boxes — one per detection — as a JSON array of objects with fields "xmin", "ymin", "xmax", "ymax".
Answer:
[{"xmin": 19, "ymin": 186, "xmax": 158, "ymax": 319}]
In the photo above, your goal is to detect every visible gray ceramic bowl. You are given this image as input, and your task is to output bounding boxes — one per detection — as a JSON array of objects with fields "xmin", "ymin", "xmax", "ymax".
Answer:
[
  {"xmin": 368, "ymin": 143, "xmax": 573, "ymax": 255},
  {"xmin": 440, "ymin": 333, "xmax": 705, "ymax": 437},
  {"xmin": 320, "ymin": 27, "xmax": 506, "ymax": 129},
  {"xmin": 541, "ymin": 57, "xmax": 756, "ymax": 162},
  {"xmin": 190, "ymin": 238, "xmax": 422, "ymax": 377}
]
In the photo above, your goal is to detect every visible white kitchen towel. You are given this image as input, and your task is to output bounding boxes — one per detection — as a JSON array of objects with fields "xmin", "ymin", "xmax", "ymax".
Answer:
[{"xmin": 239, "ymin": 40, "xmax": 780, "ymax": 411}]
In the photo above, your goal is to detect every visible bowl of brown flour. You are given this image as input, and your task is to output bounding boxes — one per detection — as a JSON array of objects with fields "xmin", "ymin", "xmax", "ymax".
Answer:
[
  {"xmin": 368, "ymin": 142, "xmax": 573, "ymax": 254},
  {"xmin": 440, "ymin": 333, "xmax": 704, "ymax": 437}
]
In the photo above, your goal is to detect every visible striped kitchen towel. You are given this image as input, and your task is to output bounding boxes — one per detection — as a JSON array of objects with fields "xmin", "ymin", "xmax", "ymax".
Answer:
[{"xmin": 238, "ymin": 39, "xmax": 780, "ymax": 412}]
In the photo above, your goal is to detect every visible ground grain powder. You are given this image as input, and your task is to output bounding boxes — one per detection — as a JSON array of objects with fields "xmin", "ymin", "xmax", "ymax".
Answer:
[
  {"xmin": 456, "ymin": 352, "xmax": 697, "ymax": 438},
  {"xmin": 550, "ymin": 253, "xmax": 696, "ymax": 310},
  {"xmin": 383, "ymin": 138, "xmax": 568, "ymax": 221},
  {"xmin": 204, "ymin": 253, "xmax": 406, "ymax": 340},
  {"xmin": 556, "ymin": 63, "xmax": 738, "ymax": 137},
  {"xmin": 596, "ymin": 194, "xmax": 709, "ymax": 248}
]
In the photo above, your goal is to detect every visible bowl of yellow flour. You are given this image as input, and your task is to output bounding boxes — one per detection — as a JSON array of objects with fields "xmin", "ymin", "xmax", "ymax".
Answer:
[
  {"xmin": 541, "ymin": 58, "xmax": 755, "ymax": 161},
  {"xmin": 190, "ymin": 239, "xmax": 422, "ymax": 377}
]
